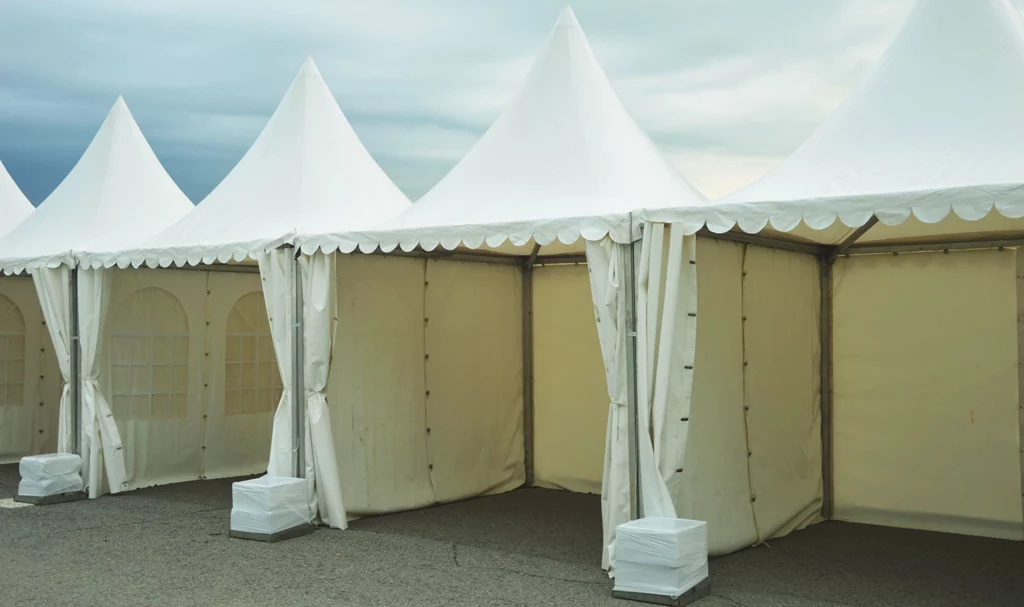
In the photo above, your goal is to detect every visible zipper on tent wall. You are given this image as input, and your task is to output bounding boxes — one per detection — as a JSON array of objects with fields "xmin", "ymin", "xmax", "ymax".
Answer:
[
  {"xmin": 199, "ymin": 271, "xmax": 212, "ymax": 480},
  {"xmin": 291, "ymin": 251, "xmax": 305, "ymax": 479},
  {"xmin": 69, "ymin": 267, "xmax": 81, "ymax": 456},
  {"xmin": 522, "ymin": 243, "xmax": 540, "ymax": 487},
  {"xmin": 1016, "ymin": 249, "xmax": 1024, "ymax": 532},
  {"xmin": 421, "ymin": 259, "xmax": 437, "ymax": 502},
  {"xmin": 737, "ymin": 244, "xmax": 762, "ymax": 542}
]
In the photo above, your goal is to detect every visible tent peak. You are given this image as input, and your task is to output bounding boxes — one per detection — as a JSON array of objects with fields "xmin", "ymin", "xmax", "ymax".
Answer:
[
  {"xmin": 556, "ymin": 5, "xmax": 580, "ymax": 28},
  {"xmin": 299, "ymin": 56, "xmax": 321, "ymax": 76}
]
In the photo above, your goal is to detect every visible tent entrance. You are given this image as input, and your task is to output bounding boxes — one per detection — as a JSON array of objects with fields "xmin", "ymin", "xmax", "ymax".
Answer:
[{"xmin": 326, "ymin": 250, "xmax": 608, "ymax": 526}]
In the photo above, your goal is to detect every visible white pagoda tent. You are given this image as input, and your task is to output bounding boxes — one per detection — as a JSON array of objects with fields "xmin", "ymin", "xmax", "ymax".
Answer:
[
  {"xmin": 639, "ymin": 0, "xmax": 1024, "ymax": 542},
  {"xmin": 286, "ymin": 7, "xmax": 738, "ymax": 568},
  {"xmin": 0, "ymin": 161, "xmax": 51, "ymax": 463},
  {"xmin": 80, "ymin": 59, "xmax": 412, "ymax": 526},
  {"xmin": 0, "ymin": 97, "xmax": 194, "ymax": 497}
]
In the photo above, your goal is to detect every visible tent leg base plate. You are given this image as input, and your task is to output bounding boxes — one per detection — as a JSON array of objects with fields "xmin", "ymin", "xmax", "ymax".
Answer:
[
  {"xmin": 14, "ymin": 491, "xmax": 88, "ymax": 506},
  {"xmin": 613, "ymin": 577, "xmax": 711, "ymax": 606},
  {"xmin": 229, "ymin": 523, "xmax": 314, "ymax": 543}
]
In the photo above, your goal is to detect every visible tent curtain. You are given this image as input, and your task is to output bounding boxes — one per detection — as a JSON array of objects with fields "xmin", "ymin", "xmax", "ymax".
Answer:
[
  {"xmin": 258, "ymin": 249, "xmax": 295, "ymax": 477},
  {"xmin": 300, "ymin": 251, "xmax": 346, "ymax": 529},
  {"xmin": 79, "ymin": 267, "xmax": 127, "ymax": 497},
  {"xmin": 258, "ymin": 249, "xmax": 346, "ymax": 529},
  {"xmin": 586, "ymin": 235, "xmax": 682, "ymax": 573},
  {"xmin": 32, "ymin": 267, "xmax": 73, "ymax": 456},
  {"xmin": 636, "ymin": 223, "xmax": 698, "ymax": 498},
  {"xmin": 34, "ymin": 266, "xmax": 128, "ymax": 497}
]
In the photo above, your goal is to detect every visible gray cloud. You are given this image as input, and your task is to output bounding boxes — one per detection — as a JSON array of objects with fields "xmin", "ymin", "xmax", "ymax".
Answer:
[{"xmin": 0, "ymin": 0, "xmax": 1006, "ymax": 203}]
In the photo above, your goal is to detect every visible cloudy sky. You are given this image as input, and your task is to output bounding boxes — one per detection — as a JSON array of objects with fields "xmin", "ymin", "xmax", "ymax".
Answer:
[{"xmin": 0, "ymin": 0, "xmax": 985, "ymax": 205}]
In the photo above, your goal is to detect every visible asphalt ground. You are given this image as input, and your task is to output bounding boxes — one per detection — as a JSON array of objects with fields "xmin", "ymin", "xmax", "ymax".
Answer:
[{"xmin": 1, "ymin": 464, "xmax": 1021, "ymax": 606}]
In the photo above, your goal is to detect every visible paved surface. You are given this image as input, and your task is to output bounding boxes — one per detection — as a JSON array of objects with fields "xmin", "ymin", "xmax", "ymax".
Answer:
[{"xmin": 1, "ymin": 464, "xmax": 1022, "ymax": 606}]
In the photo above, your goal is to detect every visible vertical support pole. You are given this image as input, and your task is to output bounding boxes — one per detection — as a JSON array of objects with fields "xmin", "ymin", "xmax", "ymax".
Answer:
[
  {"xmin": 69, "ymin": 267, "xmax": 81, "ymax": 456},
  {"xmin": 819, "ymin": 254, "xmax": 834, "ymax": 519},
  {"xmin": 624, "ymin": 237, "xmax": 642, "ymax": 520},
  {"xmin": 292, "ymin": 252, "xmax": 306, "ymax": 479},
  {"xmin": 522, "ymin": 243, "xmax": 540, "ymax": 487}
]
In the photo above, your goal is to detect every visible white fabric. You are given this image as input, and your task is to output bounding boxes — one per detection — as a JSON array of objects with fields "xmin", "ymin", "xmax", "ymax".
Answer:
[
  {"xmin": 80, "ymin": 59, "xmax": 410, "ymax": 270},
  {"xmin": 0, "ymin": 98, "xmax": 192, "ymax": 274},
  {"xmin": 0, "ymin": 277, "xmax": 62, "ymax": 464},
  {"xmin": 102, "ymin": 269, "xmax": 270, "ymax": 491},
  {"xmin": 261, "ymin": 250, "xmax": 347, "ymax": 528},
  {"xmin": 636, "ymin": 224, "xmax": 698, "ymax": 503},
  {"xmin": 0, "ymin": 161, "xmax": 34, "ymax": 239},
  {"xmin": 613, "ymin": 518, "xmax": 708, "ymax": 598},
  {"xmin": 78, "ymin": 268, "xmax": 127, "ymax": 497},
  {"xmin": 586, "ymin": 237, "xmax": 676, "ymax": 572},
  {"xmin": 258, "ymin": 249, "xmax": 296, "ymax": 478},
  {"xmin": 18, "ymin": 453, "xmax": 82, "ymax": 498},
  {"xmin": 230, "ymin": 476, "xmax": 308, "ymax": 535},
  {"xmin": 32, "ymin": 267, "xmax": 73, "ymax": 455},
  {"xmin": 299, "ymin": 252, "xmax": 346, "ymax": 528},
  {"xmin": 639, "ymin": 0, "xmax": 1024, "ymax": 239},
  {"xmin": 298, "ymin": 7, "xmax": 705, "ymax": 256}
]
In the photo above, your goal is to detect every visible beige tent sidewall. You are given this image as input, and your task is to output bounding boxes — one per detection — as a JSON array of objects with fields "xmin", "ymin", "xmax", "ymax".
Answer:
[
  {"xmin": 0, "ymin": 275, "xmax": 60, "ymax": 463},
  {"xmin": 833, "ymin": 248, "xmax": 1024, "ymax": 540},
  {"xmin": 328, "ymin": 255, "xmax": 524, "ymax": 516}
]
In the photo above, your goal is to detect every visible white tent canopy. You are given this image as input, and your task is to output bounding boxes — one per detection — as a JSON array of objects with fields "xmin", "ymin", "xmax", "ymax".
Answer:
[
  {"xmin": 640, "ymin": 0, "xmax": 1024, "ymax": 242},
  {"xmin": 0, "ymin": 97, "xmax": 195, "ymax": 498},
  {"xmin": 81, "ymin": 59, "xmax": 410, "ymax": 270},
  {"xmin": 299, "ymin": 6, "xmax": 706, "ymax": 256},
  {"xmin": 0, "ymin": 161, "xmax": 34, "ymax": 239},
  {"xmin": 284, "ymin": 6, "xmax": 708, "ymax": 569},
  {"xmin": 635, "ymin": 0, "xmax": 1024, "ymax": 544},
  {"xmin": 0, "ymin": 98, "xmax": 193, "ymax": 274}
]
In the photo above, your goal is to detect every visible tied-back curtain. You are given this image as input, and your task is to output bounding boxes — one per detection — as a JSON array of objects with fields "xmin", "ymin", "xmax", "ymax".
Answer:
[
  {"xmin": 257, "ymin": 249, "xmax": 295, "ymax": 477},
  {"xmin": 585, "ymin": 237, "xmax": 676, "ymax": 573},
  {"xmin": 79, "ymin": 267, "xmax": 127, "ymax": 497},
  {"xmin": 300, "ymin": 251, "xmax": 346, "ymax": 529},
  {"xmin": 32, "ymin": 267, "xmax": 73, "ymax": 455},
  {"xmin": 636, "ymin": 223, "xmax": 698, "ymax": 494}
]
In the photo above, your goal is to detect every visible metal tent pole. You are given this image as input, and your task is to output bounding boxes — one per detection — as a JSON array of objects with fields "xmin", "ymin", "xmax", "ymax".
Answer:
[
  {"xmin": 292, "ymin": 252, "xmax": 305, "ymax": 479},
  {"xmin": 819, "ymin": 255, "xmax": 834, "ymax": 519},
  {"xmin": 624, "ymin": 237, "xmax": 642, "ymax": 520},
  {"xmin": 522, "ymin": 243, "xmax": 540, "ymax": 486},
  {"xmin": 69, "ymin": 267, "xmax": 81, "ymax": 456}
]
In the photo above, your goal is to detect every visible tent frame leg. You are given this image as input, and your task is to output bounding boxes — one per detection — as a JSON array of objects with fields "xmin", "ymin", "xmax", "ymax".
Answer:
[
  {"xmin": 522, "ymin": 244, "xmax": 540, "ymax": 487},
  {"xmin": 69, "ymin": 267, "xmax": 81, "ymax": 456},
  {"xmin": 624, "ymin": 238, "xmax": 642, "ymax": 520},
  {"xmin": 818, "ymin": 255, "xmax": 834, "ymax": 519},
  {"xmin": 292, "ymin": 252, "xmax": 305, "ymax": 479},
  {"xmin": 819, "ymin": 217, "xmax": 879, "ymax": 519}
]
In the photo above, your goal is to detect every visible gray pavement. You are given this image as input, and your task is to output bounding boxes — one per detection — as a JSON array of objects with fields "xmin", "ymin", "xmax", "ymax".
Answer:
[{"xmin": 1, "ymin": 464, "xmax": 1021, "ymax": 606}]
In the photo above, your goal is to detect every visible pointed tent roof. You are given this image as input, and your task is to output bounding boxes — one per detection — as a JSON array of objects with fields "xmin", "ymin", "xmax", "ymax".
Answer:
[
  {"xmin": 304, "ymin": 6, "xmax": 705, "ymax": 255},
  {"xmin": 84, "ymin": 58, "xmax": 411, "ymax": 269},
  {"xmin": 642, "ymin": 0, "xmax": 1024, "ymax": 238},
  {"xmin": 0, "ymin": 161, "xmax": 34, "ymax": 240},
  {"xmin": 0, "ymin": 98, "xmax": 193, "ymax": 273}
]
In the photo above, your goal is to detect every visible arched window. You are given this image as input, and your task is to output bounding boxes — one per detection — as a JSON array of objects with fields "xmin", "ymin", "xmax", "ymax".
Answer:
[
  {"xmin": 0, "ymin": 294, "xmax": 25, "ymax": 407},
  {"xmin": 110, "ymin": 287, "xmax": 189, "ymax": 420},
  {"xmin": 224, "ymin": 292, "xmax": 280, "ymax": 415}
]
